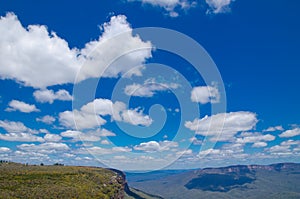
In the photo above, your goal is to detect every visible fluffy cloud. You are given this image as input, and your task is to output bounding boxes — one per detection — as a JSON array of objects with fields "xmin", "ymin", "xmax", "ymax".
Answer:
[
  {"xmin": 199, "ymin": 143, "xmax": 246, "ymax": 159},
  {"xmin": 0, "ymin": 120, "xmax": 38, "ymax": 134},
  {"xmin": 6, "ymin": 100, "xmax": 40, "ymax": 113},
  {"xmin": 0, "ymin": 13, "xmax": 80, "ymax": 88},
  {"xmin": 77, "ymin": 15, "xmax": 152, "ymax": 81},
  {"xmin": 99, "ymin": 129, "xmax": 116, "ymax": 137},
  {"xmin": 0, "ymin": 147, "xmax": 11, "ymax": 153},
  {"xmin": 127, "ymin": 0, "xmax": 196, "ymax": 17},
  {"xmin": 189, "ymin": 137, "xmax": 203, "ymax": 145},
  {"xmin": 265, "ymin": 140, "xmax": 300, "ymax": 155},
  {"xmin": 221, "ymin": 142, "xmax": 244, "ymax": 152},
  {"xmin": 279, "ymin": 128, "xmax": 300, "ymax": 138},
  {"xmin": 13, "ymin": 150, "xmax": 49, "ymax": 161},
  {"xmin": 44, "ymin": 134, "xmax": 62, "ymax": 142},
  {"xmin": 176, "ymin": 149, "xmax": 193, "ymax": 156},
  {"xmin": 61, "ymin": 130, "xmax": 100, "ymax": 142},
  {"xmin": 33, "ymin": 89, "xmax": 72, "ymax": 104},
  {"xmin": 77, "ymin": 146, "xmax": 132, "ymax": 155},
  {"xmin": 133, "ymin": 140, "xmax": 178, "ymax": 152},
  {"xmin": 121, "ymin": 108, "xmax": 153, "ymax": 126},
  {"xmin": 59, "ymin": 98, "xmax": 152, "ymax": 130},
  {"xmin": 280, "ymin": 139, "xmax": 300, "ymax": 146},
  {"xmin": 40, "ymin": 129, "xmax": 50, "ymax": 134},
  {"xmin": 205, "ymin": 0, "xmax": 235, "ymax": 14},
  {"xmin": 0, "ymin": 13, "xmax": 152, "ymax": 88},
  {"xmin": 17, "ymin": 142, "xmax": 70, "ymax": 154},
  {"xmin": 80, "ymin": 98, "xmax": 118, "ymax": 117},
  {"xmin": 0, "ymin": 120, "xmax": 44, "ymax": 142},
  {"xmin": 124, "ymin": 78, "xmax": 179, "ymax": 97},
  {"xmin": 267, "ymin": 145, "xmax": 291, "ymax": 154},
  {"xmin": 185, "ymin": 111, "xmax": 258, "ymax": 141},
  {"xmin": 191, "ymin": 85, "xmax": 220, "ymax": 104},
  {"xmin": 192, "ymin": 136, "xmax": 300, "ymax": 165},
  {"xmin": 61, "ymin": 129, "xmax": 115, "ymax": 142},
  {"xmin": 252, "ymin": 142, "xmax": 268, "ymax": 148},
  {"xmin": 236, "ymin": 132, "xmax": 275, "ymax": 144},
  {"xmin": 59, "ymin": 110, "xmax": 106, "ymax": 130},
  {"xmin": 0, "ymin": 133, "xmax": 44, "ymax": 142},
  {"xmin": 101, "ymin": 140, "xmax": 110, "ymax": 145},
  {"xmin": 199, "ymin": 148, "xmax": 221, "ymax": 156},
  {"xmin": 36, "ymin": 115, "xmax": 56, "ymax": 124},
  {"xmin": 263, "ymin": 125, "xmax": 284, "ymax": 132}
]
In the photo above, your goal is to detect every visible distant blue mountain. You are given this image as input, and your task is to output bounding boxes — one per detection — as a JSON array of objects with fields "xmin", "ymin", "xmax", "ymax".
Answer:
[{"xmin": 127, "ymin": 163, "xmax": 300, "ymax": 199}]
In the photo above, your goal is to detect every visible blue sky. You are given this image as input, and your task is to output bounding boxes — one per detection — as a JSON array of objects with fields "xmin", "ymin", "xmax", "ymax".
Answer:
[{"xmin": 0, "ymin": 0, "xmax": 299, "ymax": 170}]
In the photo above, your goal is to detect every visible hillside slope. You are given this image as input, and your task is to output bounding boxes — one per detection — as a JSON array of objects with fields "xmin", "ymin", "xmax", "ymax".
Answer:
[{"xmin": 0, "ymin": 162, "xmax": 158, "ymax": 199}]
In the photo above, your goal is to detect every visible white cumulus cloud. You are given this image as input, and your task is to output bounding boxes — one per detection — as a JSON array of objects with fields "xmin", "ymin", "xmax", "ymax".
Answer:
[
  {"xmin": 60, "ymin": 129, "xmax": 115, "ymax": 142},
  {"xmin": 191, "ymin": 85, "xmax": 220, "ymax": 104},
  {"xmin": 33, "ymin": 89, "xmax": 72, "ymax": 104},
  {"xmin": 77, "ymin": 146, "xmax": 132, "ymax": 155},
  {"xmin": 61, "ymin": 129, "xmax": 105, "ymax": 142},
  {"xmin": 124, "ymin": 78, "xmax": 179, "ymax": 97},
  {"xmin": 236, "ymin": 132, "xmax": 275, "ymax": 144},
  {"xmin": 0, "ymin": 13, "xmax": 152, "ymax": 89},
  {"xmin": 264, "ymin": 139, "xmax": 300, "ymax": 156},
  {"xmin": 279, "ymin": 128, "xmax": 300, "ymax": 138},
  {"xmin": 252, "ymin": 142, "xmax": 268, "ymax": 148},
  {"xmin": 6, "ymin": 100, "xmax": 40, "ymax": 113},
  {"xmin": 77, "ymin": 15, "xmax": 152, "ymax": 81},
  {"xmin": 280, "ymin": 139, "xmax": 300, "ymax": 146},
  {"xmin": 267, "ymin": 145, "xmax": 291, "ymax": 154},
  {"xmin": 36, "ymin": 115, "xmax": 56, "ymax": 125},
  {"xmin": 206, "ymin": 0, "xmax": 235, "ymax": 14},
  {"xmin": 121, "ymin": 108, "xmax": 153, "ymax": 126},
  {"xmin": 0, "ymin": 120, "xmax": 38, "ymax": 134},
  {"xmin": 0, "ymin": 120, "xmax": 44, "ymax": 142},
  {"xmin": 59, "ymin": 98, "xmax": 152, "ymax": 130},
  {"xmin": 263, "ymin": 125, "xmax": 284, "ymax": 132},
  {"xmin": 0, "ymin": 132, "xmax": 44, "ymax": 142},
  {"xmin": 185, "ymin": 111, "xmax": 258, "ymax": 141},
  {"xmin": 127, "ymin": 0, "xmax": 196, "ymax": 17},
  {"xmin": 17, "ymin": 142, "xmax": 70, "ymax": 154},
  {"xmin": 0, "ymin": 147, "xmax": 11, "ymax": 153},
  {"xmin": 134, "ymin": 140, "xmax": 178, "ymax": 152},
  {"xmin": 44, "ymin": 134, "xmax": 62, "ymax": 142},
  {"xmin": 99, "ymin": 129, "xmax": 116, "ymax": 137},
  {"xmin": 0, "ymin": 13, "xmax": 80, "ymax": 88},
  {"xmin": 101, "ymin": 140, "xmax": 111, "ymax": 145},
  {"xmin": 59, "ymin": 110, "xmax": 106, "ymax": 130}
]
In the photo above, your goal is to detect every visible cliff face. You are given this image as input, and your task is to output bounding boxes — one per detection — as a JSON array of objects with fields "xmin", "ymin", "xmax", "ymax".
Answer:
[
  {"xmin": 108, "ymin": 168, "xmax": 127, "ymax": 199},
  {"xmin": 109, "ymin": 168, "xmax": 147, "ymax": 199}
]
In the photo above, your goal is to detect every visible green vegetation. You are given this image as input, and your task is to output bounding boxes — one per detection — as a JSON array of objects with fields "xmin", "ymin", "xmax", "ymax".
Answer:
[{"xmin": 0, "ymin": 162, "xmax": 124, "ymax": 199}]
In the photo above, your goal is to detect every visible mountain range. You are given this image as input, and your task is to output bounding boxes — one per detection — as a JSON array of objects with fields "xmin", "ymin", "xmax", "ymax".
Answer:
[
  {"xmin": 1, "ymin": 161, "xmax": 299, "ymax": 198},
  {"xmin": 127, "ymin": 163, "xmax": 300, "ymax": 199}
]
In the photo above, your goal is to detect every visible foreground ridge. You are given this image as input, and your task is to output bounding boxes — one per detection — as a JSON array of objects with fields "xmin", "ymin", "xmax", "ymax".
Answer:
[{"xmin": 0, "ymin": 161, "xmax": 161, "ymax": 199}]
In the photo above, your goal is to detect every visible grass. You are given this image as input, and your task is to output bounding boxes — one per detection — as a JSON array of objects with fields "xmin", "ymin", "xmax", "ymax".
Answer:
[{"xmin": 0, "ymin": 162, "xmax": 124, "ymax": 199}]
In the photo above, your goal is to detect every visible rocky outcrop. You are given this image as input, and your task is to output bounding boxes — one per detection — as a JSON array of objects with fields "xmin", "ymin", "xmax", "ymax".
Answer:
[
  {"xmin": 109, "ymin": 168, "xmax": 146, "ymax": 199},
  {"xmin": 108, "ymin": 168, "xmax": 127, "ymax": 199}
]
